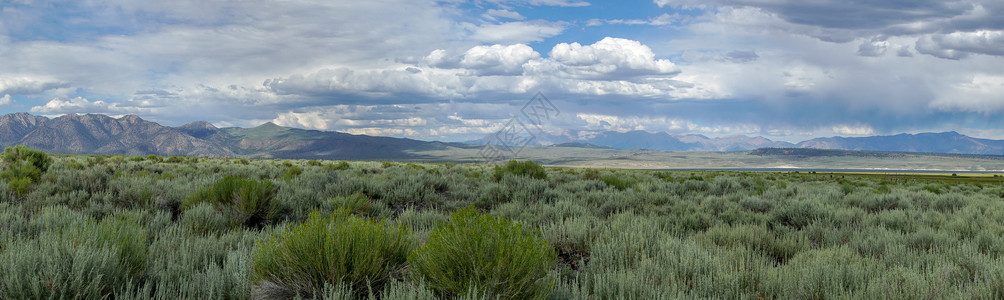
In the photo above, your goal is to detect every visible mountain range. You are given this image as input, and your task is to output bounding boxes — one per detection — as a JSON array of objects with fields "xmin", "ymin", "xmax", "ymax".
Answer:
[
  {"xmin": 2, "ymin": 112, "xmax": 1004, "ymax": 158},
  {"xmin": 471, "ymin": 129, "xmax": 1004, "ymax": 155},
  {"xmin": 0, "ymin": 112, "xmax": 456, "ymax": 159}
]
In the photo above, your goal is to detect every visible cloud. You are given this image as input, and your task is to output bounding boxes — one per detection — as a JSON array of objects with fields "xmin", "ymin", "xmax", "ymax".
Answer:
[
  {"xmin": 0, "ymin": 77, "xmax": 69, "ymax": 96},
  {"xmin": 547, "ymin": 37, "xmax": 679, "ymax": 79},
  {"xmin": 661, "ymin": 0, "xmax": 1004, "ymax": 60},
  {"xmin": 831, "ymin": 124, "xmax": 875, "ymax": 136},
  {"xmin": 459, "ymin": 44, "xmax": 540, "ymax": 75},
  {"xmin": 484, "ymin": 9, "xmax": 525, "ymax": 21},
  {"xmin": 468, "ymin": 21, "xmax": 566, "ymax": 43},
  {"xmin": 857, "ymin": 39, "xmax": 889, "ymax": 57},
  {"xmin": 272, "ymin": 111, "xmax": 329, "ymax": 130},
  {"xmin": 488, "ymin": 0, "xmax": 590, "ymax": 7},
  {"xmin": 29, "ymin": 96, "xmax": 147, "ymax": 114},
  {"xmin": 915, "ymin": 30, "xmax": 1004, "ymax": 59},
  {"xmin": 0, "ymin": 94, "xmax": 11, "ymax": 106}
]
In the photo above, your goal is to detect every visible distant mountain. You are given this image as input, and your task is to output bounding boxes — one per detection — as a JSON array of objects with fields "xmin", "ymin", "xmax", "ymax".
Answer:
[
  {"xmin": 466, "ymin": 129, "xmax": 1004, "ymax": 155},
  {"xmin": 795, "ymin": 132, "xmax": 1004, "ymax": 155},
  {"xmin": 467, "ymin": 129, "xmax": 794, "ymax": 152},
  {"xmin": 0, "ymin": 113, "xmax": 449, "ymax": 160}
]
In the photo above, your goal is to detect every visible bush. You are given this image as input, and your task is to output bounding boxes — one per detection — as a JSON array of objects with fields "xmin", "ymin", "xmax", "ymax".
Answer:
[
  {"xmin": 493, "ymin": 160, "xmax": 547, "ymax": 181},
  {"xmin": 409, "ymin": 208, "xmax": 557, "ymax": 299},
  {"xmin": 600, "ymin": 174, "xmax": 635, "ymax": 191},
  {"xmin": 0, "ymin": 216, "xmax": 148, "ymax": 299},
  {"xmin": 2, "ymin": 145, "xmax": 52, "ymax": 173},
  {"xmin": 281, "ymin": 165, "xmax": 303, "ymax": 179},
  {"xmin": 326, "ymin": 161, "xmax": 351, "ymax": 171},
  {"xmin": 183, "ymin": 176, "xmax": 279, "ymax": 227},
  {"xmin": 251, "ymin": 212, "xmax": 411, "ymax": 299}
]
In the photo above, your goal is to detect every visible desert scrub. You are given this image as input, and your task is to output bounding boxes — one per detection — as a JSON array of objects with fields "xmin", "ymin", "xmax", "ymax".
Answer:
[
  {"xmin": 493, "ymin": 160, "xmax": 547, "ymax": 181},
  {"xmin": 1, "ymin": 145, "xmax": 51, "ymax": 196},
  {"xmin": 251, "ymin": 212, "xmax": 411, "ymax": 299},
  {"xmin": 409, "ymin": 208, "xmax": 557, "ymax": 299},
  {"xmin": 0, "ymin": 215, "xmax": 148, "ymax": 299},
  {"xmin": 183, "ymin": 176, "xmax": 279, "ymax": 227}
]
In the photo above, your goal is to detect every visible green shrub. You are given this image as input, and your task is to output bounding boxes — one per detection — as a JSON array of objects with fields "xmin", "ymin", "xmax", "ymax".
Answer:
[
  {"xmin": 166, "ymin": 156, "xmax": 186, "ymax": 163},
  {"xmin": 600, "ymin": 174, "xmax": 635, "ymax": 191},
  {"xmin": 409, "ymin": 208, "xmax": 557, "ymax": 299},
  {"xmin": 326, "ymin": 161, "xmax": 351, "ymax": 171},
  {"xmin": 234, "ymin": 158, "xmax": 250, "ymax": 165},
  {"xmin": 281, "ymin": 165, "xmax": 303, "ymax": 179},
  {"xmin": 146, "ymin": 154, "xmax": 162, "ymax": 162},
  {"xmin": 582, "ymin": 168, "xmax": 601, "ymax": 180},
  {"xmin": 251, "ymin": 212, "xmax": 411, "ymax": 299},
  {"xmin": 306, "ymin": 159, "xmax": 322, "ymax": 166},
  {"xmin": 493, "ymin": 160, "xmax": 547, "ymax": 181},
  {"xmin": 183, "ymin": 176, "xmax": 279, "ymax": 227},
  {"xmin": 331, "ymin": 192, "xmax": 373, "ymax": 216},
  {"xmin": 2, "ymin": 145, "xmax": 52, "ymax": 172}
]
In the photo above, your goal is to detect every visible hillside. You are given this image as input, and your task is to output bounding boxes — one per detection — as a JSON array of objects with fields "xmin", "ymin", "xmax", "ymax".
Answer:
[{"xmin": 0, "ymin": 113, "xmax": 444, "ymax": 160}]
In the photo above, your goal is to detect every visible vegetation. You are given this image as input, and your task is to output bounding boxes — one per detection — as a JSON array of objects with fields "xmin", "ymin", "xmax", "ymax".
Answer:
[
  {"xmin": 410, "ymin": 208, "xmax": 556, "ymax": 299},
  {"xmin": 251, "ymin": 212, "xmax": 410, "ymax": 298},
  {"xmin": 2, "ymin": 147, "xmax": 1004, "ymax": 299}
]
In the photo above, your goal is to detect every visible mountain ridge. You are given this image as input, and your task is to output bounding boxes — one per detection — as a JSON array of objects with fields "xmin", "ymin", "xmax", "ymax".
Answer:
[
  {"xmin": 3, "ymin": 112, "xmax": 1004, "ymax": 158},
  {"xmin": 466, "ymin": 129, "xmax": 1004, "ymax": 155},
  {"xmin": 0, "ymin": 113, "xmax": 446, "ymax": 159}
]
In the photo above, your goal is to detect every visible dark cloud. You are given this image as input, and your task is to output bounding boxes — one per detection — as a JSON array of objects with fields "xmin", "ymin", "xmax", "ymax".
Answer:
[{"xmin": 725, "ymin": 50, "xmax": 758, "ymax": 62}]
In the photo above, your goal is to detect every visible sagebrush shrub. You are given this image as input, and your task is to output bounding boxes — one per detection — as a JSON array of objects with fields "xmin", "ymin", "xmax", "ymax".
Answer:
[
  {"xmin": 409, "ymin": 208, "xmax": 557, "ymax": 299},
  {"xmin": 493, "ymin": 160, "xmax": 547, "ymax": 181},
  {"xmin": 251, "ymin": 212, "xmax": 411, "ymax": 299},
  {"xmin": 0, "ymin": 216, "xmax": 148, "ymax": 299},
  {"xmin": 183, "ymin": 176, "xmax": 279, "ymax": 227}
]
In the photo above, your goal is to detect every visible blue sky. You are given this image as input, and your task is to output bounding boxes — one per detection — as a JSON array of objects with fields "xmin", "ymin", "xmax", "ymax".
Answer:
[{"xmin": 1, "ymin": 0, "xmax": 1003, "ymax": 142}]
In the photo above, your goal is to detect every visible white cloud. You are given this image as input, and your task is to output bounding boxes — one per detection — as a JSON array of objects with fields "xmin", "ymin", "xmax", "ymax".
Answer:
[
  {"xmin": 484, "ymin": 9, "xmax": 525, "ymax": 21},
  {"xmin": 459, "ymin": 44, "xmax": 540, "ymax": 75},
  {"xmin": 549, "ymin": 37, "xmax": 679, "ymax": 77},
  {"xmin": 831, "ymin": 124, "xmax": 875, "ymax": 136},
  {"xmin": 0, "ymin": 94, "xmax": 11, "ymax": 106},
  {"xmin": 931, "ymin": 74, "xmax": 1004, "ymax": 113},
  {"xmin": 468, "ymin": 21, "xmax": 566, "ymax": 43},
  {"xmin": 30, "ymin": 96, "xmax": 147, "ymax": 114},
  {"xmin": 273, "ymin": 111, "xmax": 329, "ymax": 130}
]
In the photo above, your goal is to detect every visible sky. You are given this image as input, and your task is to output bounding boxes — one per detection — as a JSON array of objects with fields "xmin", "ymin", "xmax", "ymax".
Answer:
[{"xmin": 1, "ymin": 0, "xmax": 1003, "ymax": 142}]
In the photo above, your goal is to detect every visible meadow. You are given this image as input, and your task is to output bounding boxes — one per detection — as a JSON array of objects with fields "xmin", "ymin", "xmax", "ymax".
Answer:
[{"xmin": 2, "ymin": 146, "xmax": 1004, "ymax": 299}]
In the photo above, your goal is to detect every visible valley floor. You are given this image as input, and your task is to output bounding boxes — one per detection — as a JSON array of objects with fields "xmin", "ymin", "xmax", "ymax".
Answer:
[{"xmin": 2, "ymin": 152, "xmax": 1004, "ymax": 298}]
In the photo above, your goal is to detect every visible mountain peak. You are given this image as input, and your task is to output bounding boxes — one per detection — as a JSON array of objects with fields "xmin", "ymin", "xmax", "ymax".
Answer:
[
  {"xmin": 257, "ymin": 121, "xmax": 281, "ymax": 128},
  {"xmin": 180, "ymin": 120, "xmax": 218, "ymax": 130},
  {"xmin": 120, "ymin": 114, "xmax": 144, "ymax": 123}
]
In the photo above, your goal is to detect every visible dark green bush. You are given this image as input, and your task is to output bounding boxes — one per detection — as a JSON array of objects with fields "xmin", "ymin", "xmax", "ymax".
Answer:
[
  {"xmin": 251, "ymin": 212, "xmax": 410, "ymax": 299},
  {"xmin": 166, "ymin": 156, "xmax": 186, "ymax": 163},
  {"xmin": 600, "ymin": 174, "xmax": 635, "ymax": 191},
  {"xmin": 281, "ymin": 165, "xmax": 303, "ymax": 179},
  {"xmin": 326, "ymin": 161, "xmax": 351, "ymax": 171},
  {"xmin": 330, "ymin": 192, "xmax": 373, "ymax": 216},
  {"xmin": 306, "ymin": 159, "xmax": 322, "ymax": 166},
  {"xmin": 493, "ymin": 160, "xmax": 547, "ymax": 181},
  {"xmin": 409, "ymin": 208, "xmax": 557, "ymax": 299},
  {"xmin": 183, "ymin": 176, "xmax": 279, "ymax": 227},
  {"xmin": 3, "ymin": 145, "xmax": 52, "ymax": 172}
]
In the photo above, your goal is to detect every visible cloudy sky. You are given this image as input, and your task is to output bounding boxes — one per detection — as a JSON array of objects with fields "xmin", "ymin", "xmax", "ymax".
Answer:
[{"xmin": 1, "ymin": 0, "xmax": 1002, "ymax": 142}]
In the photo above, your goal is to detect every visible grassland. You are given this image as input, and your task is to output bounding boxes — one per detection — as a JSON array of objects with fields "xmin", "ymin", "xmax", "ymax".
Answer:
[
  {"xmin": 2, "ymin": 149, "xmax": 1004, "ymax": 299},
  {"xmin": 411, "ymin": 145, "xmax": 1004, "ymax": 171}
]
